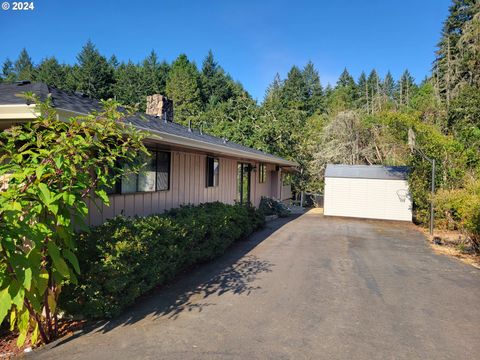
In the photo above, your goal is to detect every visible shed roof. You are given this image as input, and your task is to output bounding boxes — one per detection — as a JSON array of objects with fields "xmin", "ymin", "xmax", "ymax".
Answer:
[
  {"xmin": 0, "ymin": 82, "xmax": 297, "ymax": 166},
  {"xmin": 325, "ymin": 164, "xmax": 409, "ymax": 180}
]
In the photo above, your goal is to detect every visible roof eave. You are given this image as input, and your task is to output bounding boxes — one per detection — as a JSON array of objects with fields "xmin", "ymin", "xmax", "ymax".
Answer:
[
  {"xmin": 138, "ymin": 126, "xmax": 297, "ymax": 166},
  {"xmin": 0, "ymin": 104, "xmax": 297, "ymax": 167}
]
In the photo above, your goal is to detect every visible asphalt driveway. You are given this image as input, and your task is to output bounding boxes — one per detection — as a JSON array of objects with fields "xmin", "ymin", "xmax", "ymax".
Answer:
[{"xmin": 34, "ymin": 211, "xmax": 480, "ymax": 360}]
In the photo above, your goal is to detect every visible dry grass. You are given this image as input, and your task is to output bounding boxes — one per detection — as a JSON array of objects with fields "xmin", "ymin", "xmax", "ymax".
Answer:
[{"xmin": 420, "ymin": 228, "xmax": 480, "ymax": 269}]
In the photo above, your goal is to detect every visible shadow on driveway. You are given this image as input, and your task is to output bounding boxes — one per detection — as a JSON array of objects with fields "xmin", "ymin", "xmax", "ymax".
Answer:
[{"xmin": 50, "ymin": 215, "xmax": 299, "ymax": 350}]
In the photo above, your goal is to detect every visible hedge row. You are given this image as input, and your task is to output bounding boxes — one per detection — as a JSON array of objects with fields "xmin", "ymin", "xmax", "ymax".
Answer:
[{"xmin": 60, "ymin": 202, "xmax": 265, "ymax": 319}]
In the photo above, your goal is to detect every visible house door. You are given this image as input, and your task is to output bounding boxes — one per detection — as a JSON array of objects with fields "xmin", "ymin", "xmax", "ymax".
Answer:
[{"xmin": 237, "ymin": 163, "xmax": 251, "ymax": 204}]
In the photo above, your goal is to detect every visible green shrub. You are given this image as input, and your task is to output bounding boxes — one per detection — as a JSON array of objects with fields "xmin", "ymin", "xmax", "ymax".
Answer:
[
  {"xmin": 435, "ymin": 175, "xmax": 480, "ymax": 253},
  {"xmin": 60, "ymin": 202, "xmax": 264, "ymax": 319},
  {"xmin": 259, "ymin": 197, "xmax": 291, "ymax": 217}
]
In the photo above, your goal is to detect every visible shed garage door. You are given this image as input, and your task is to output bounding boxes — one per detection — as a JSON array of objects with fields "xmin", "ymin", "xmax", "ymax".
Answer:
[{"xmin": 324, "ymin": 165, "xmax": 412, "ymax": 222}]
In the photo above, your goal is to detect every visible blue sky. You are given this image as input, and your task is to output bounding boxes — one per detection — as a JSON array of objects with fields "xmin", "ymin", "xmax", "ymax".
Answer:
[{"xmin": 1, "ymin": 0, "xmax": 451, "ymax": 100}]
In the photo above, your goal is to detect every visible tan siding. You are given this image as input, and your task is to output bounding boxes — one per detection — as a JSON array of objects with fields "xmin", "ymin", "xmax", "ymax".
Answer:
[{"xmin": 87, "ymin": 150, "xmax": 282, "ymax": 225}]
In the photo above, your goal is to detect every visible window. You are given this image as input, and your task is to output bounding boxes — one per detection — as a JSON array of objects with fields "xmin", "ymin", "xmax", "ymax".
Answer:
[
  {"xmin": 206, "ymin": 157, "xmax": 219, "ymax": 187},
  {"xmin": 259, "ymin": 163, "xmax": 267, "ymax": 183},
  {"xmin": 120, "ymin": 150, "xmax": 170, "ymax": 194},
  {"xmin": 156, "ymin": 151, "xmax": 170, "ymax": 191}
]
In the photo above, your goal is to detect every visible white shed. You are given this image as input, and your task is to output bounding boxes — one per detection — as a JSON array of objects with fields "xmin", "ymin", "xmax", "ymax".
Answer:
[{"xmin": 324, "ymin": 164, "xmax": 412, "ymax": 221}]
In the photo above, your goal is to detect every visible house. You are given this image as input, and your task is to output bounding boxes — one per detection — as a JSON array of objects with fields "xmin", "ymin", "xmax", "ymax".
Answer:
[
  {"xmin": 323, "ymin": 164, "xmax": 412, "ymax": 221},
  {"xmin": 0, "ymin": 82, "xmax": 297, "ymax": 225}
]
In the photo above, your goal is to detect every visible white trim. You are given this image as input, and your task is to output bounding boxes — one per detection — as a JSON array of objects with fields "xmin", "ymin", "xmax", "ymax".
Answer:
[{"xmin": 0, "ymin": 104, "xmax": 39, "ymax": 119}]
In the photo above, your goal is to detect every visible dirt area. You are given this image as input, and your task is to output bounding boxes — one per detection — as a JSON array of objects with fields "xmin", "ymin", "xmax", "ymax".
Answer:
[
  {"xmin": 420, "ymin": 228, "xmax": 480, "ymax": 269},
  {"xmin": 0, "ymin": 320, "xmax": 86, "ymax": 359}
]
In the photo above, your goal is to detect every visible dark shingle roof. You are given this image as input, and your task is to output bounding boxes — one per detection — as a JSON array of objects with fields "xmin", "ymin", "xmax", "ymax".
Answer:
[
  {"xmin": 0, "ymin": 82, "xmax": 50, "ymax": 104},
  {"xmin": 325, "ymin": 164, "xmax": 409, "ymax": 180},
  {"xmin": 0, "ymin": 82, "xmax": 296, "ymax": 165}
]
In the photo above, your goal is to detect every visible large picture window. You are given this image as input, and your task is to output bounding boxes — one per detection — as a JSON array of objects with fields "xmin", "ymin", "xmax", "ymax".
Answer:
[
  {"xmin": 121, "ymin": 150, "xmax": 170, "ymax": 194},
  {"xmin": 206, "ymin": 157, "xmax": 219, "ymax": 187},
  {"xmin": 259, "ymin": 163, "xmax": 267, "ymax": 183}
]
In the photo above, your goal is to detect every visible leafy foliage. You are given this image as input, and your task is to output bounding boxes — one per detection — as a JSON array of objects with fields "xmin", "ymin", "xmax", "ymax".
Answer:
[
  {"xmin": 60, "ymin": 202, "xmax": 265, "ymax": 319},
  {"xmin": 0, "ymin": 98, "xmax": 147, "ymax": 345},
  {"xmin": 435, "ymin": 176, "xmax": 480, "ymax": 251}
]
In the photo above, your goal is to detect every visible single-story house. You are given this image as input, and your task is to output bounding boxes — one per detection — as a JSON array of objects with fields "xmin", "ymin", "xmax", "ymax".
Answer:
[
  {"xmin": 0, "ymin": 82, "xmax": 297, "ymax": 225},
  {"xmin": 323, "ymin": 164, "xmax": 412, "ymax": 221}
]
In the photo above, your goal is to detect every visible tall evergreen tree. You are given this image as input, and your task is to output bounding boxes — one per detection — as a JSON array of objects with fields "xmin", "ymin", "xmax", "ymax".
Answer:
[
  {"xmin": 302, "ymin": 61, "xmax": 324, "ymax": 114},
  {"xmin": 367, "ymin": 69, "xmax": 381, "ymax": 112},
  {"xmin": 433, "ymin": 0, "xmax": 477, "ymax": 105},
  {"xmin": 141, "ymin": 50, "xmax": 169, "ymax": 96},
  {"xmin": 282, "ymin": 65, "xmax": 308, "ymax": 110},
  {"xmin": 2, "ymin": 58, "xmax": 16, "ymax": 82},
  {"xmin": 63, "ymin": 64, "xmax": 79, "ymax": 92},
  {"xmin": 396, "ymin": 70, "xmax": 416, "ymax": 106},
  {"xmin": 329, "ymin": 68, "xmax": 357, "ymax": 111},
  {"xmin": 165, "ymin": 54, "xmax": 202, "ymax": 126},
  {"xmin": 356, "ymin": 71, "xmax": 369, "ymax": 111},
  {"xmin": 113, "ymin": 61, "xmax": 143, "ymax": 106},
  {"xmin": 75, "ymin": 40, "xmax": 114, "ymax": 98},
  {"xmin": 263, "ymin": 73, "xmax": 283, "ymax": 105},
  {"xmin": 367, "ymin": 70, "xmax": 381, "ymax": 98},
  {"xmin": 108, "ymin": 55, "xmax": 120, "ymax": 70},
  {"xmin": 200, "ymin": 50, "xmax": 235, "ymax": 107},
  {"xmin": 457, "ymin": 7, "xmax": 480, "ymax": 89},
  {"xmin": 383, "ymin": 71, "xmax": 395, "ymax": 100},
  {"xmin": 36, "ymin": 57, "xmax": 65, "ymax": 88},
  {"xmin": 14, "ymin": 48, "xmax": 35, "ymax": 81},
  {"xmin": 337, "ymin": 68, "xmax": 356, "ymax": 88}
]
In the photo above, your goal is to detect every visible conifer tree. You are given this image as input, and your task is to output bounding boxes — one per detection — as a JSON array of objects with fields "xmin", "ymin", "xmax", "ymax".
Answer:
[
  {"xmin": 75, "ymin": 41, "xmax": 114, "ymax": 99},
  {"xmin": 2, "ymin": 58, "xmax": 16, "ymax": 82},
  {"xmin": 14, "ymin": 48, "xmax": 35, "ymax": 81},
  {"xmin": 396, "ymin": 70, "xmax": 416, "ymax": 106},
  {"xmin": 263, "ymin": 73, "xmax": 283, "ymax": 105},
  {"xmin": 36, "ymin": 57, "xmax": 65, "ymax": 88},
  {"xmin": 109, "ymin": 55, "xmax": 120, "ymax": 70},
  {"xmin": 367, "ymin": 69, "xmax": 381, "ymax": 113},
  {"xmin": 356, "ymin": 71, "xmax": 368, "ymax": 111},
  {"xmin": 282, "ymin": 66, "xmax": 308, "ymax": 110},
  {"xmin": 383, "ymin": 71, "xmax": 395, "ymax": 101},
  {"xmin": 302, "ymin": 61, "xmax": 324, "ymax": 114},
  {"xmin": 113, "ymin": 61, "xmax": 143, "ymax": 106},
  {"xmin": 434, "ymin": 0, "xmax": 477, "ymax": 104},
  {"xmin": 141, "ymin": 50, "xmax": 168, "ymax": 96},
  {"xmin": 166, "ymin": 54, "xmax": 202, "ymax": 126},
  {"xmin": 200, "ymin": 50, "xmax": 235, "ymax": 107}
]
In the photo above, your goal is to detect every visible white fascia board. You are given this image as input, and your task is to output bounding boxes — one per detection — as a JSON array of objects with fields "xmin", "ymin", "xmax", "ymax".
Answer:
[{"xmin": 0, "ymin": 104, "xmax": 39, "ymax": 119}]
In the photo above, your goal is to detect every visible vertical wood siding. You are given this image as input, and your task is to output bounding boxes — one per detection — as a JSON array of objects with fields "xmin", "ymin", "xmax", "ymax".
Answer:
[{"xmin": 87, "ymin": 151, "xmax": 280, "ymax": 226}]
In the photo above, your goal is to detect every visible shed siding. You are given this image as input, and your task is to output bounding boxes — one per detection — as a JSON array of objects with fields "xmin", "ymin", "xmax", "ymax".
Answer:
[
  {"xmin": 87, "ymin": 151, "xmax": 279, "ymax": 225},
  {"xmin": 324, "ymin": 177, "xmax": 412, "ymax": 221}
]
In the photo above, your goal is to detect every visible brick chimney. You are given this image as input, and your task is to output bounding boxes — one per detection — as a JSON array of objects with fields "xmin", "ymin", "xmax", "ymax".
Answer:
[{"xmin": 146, "ymin": 94, "xmax": 174, "ymax": 122}]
